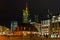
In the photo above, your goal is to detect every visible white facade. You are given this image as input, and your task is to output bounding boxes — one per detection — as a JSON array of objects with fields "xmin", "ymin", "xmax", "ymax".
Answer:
[
  {"xmin": 52, "ymin": 15, "xmax": 60, "ymax": 23},
  {"xmin": 41, "ymin": 20, "xmax": 50, "ymax": 35},
  {"xmin": 51, "ymin": 14, "xmax": 60, "ymax": 38}
]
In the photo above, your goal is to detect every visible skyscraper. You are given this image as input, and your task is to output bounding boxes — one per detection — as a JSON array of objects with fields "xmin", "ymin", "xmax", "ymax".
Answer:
[
  {"xmin": 22, "ymin": 0, "xmax": 29, "ymax": 23},
  {"xmin": 11, "ymin": 21, "xmax": 18, "ymax": 32},
  {"xmin": 34, "ymin": 15, "xmax": 39, "ymax": 23}
]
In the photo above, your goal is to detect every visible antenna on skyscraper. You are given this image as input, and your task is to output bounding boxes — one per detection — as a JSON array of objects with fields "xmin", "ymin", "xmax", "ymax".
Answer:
[{"xmin": 47, "ymin": 9, "xmax": 52, "ymax": 19}]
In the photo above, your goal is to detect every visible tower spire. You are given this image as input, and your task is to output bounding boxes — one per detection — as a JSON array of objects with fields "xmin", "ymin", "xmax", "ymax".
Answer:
[
  {"xmin": 26, "ymin": 0, "xmax": 28, "ymax": 10},
  {"xmin": 25, "ymin": 0, "xmax": 28, "ymax": 15}
]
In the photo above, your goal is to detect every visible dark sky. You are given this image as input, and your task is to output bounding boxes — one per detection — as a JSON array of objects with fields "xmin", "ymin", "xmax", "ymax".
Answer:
[{"xmin": 0, "ymin": 0, "xmax": 60, "ymax": 27}]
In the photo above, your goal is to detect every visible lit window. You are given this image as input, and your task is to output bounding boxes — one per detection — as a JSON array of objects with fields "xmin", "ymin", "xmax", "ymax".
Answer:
[
  {"xmin": 51, "ymin": 34, "xmax": 54, "ymax": 38},
  {"xmin": 3, "ymin": 32, "xmax": 6, "ymax": 34},
  {"xmin": 58, "ymin": 35, "xmax": 60, "ymax": 38}
]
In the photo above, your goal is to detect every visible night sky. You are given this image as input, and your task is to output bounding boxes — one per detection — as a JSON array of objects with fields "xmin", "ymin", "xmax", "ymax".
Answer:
[{"xmin": 0, "ymin": 0, "xmax": 60, "ymax": 27}]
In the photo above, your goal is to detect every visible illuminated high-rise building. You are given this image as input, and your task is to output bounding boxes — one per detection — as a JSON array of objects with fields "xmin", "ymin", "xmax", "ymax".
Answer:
[
  {"xmin": 11, "ymin": 21, "xmax": 18, "ymax": 32},
  {"xmin": 22, "ymin": 0, "xmax": 29, "ymax": 23},
  {"xmin": 34, "ymin": 15, "xmax": 39, "ymax": 23}
]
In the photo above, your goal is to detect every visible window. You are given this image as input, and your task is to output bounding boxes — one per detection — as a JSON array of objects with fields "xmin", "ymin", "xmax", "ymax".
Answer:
[{"xmin": 52, "ymin": 23, "xmax": 54, "ymax": 28}]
